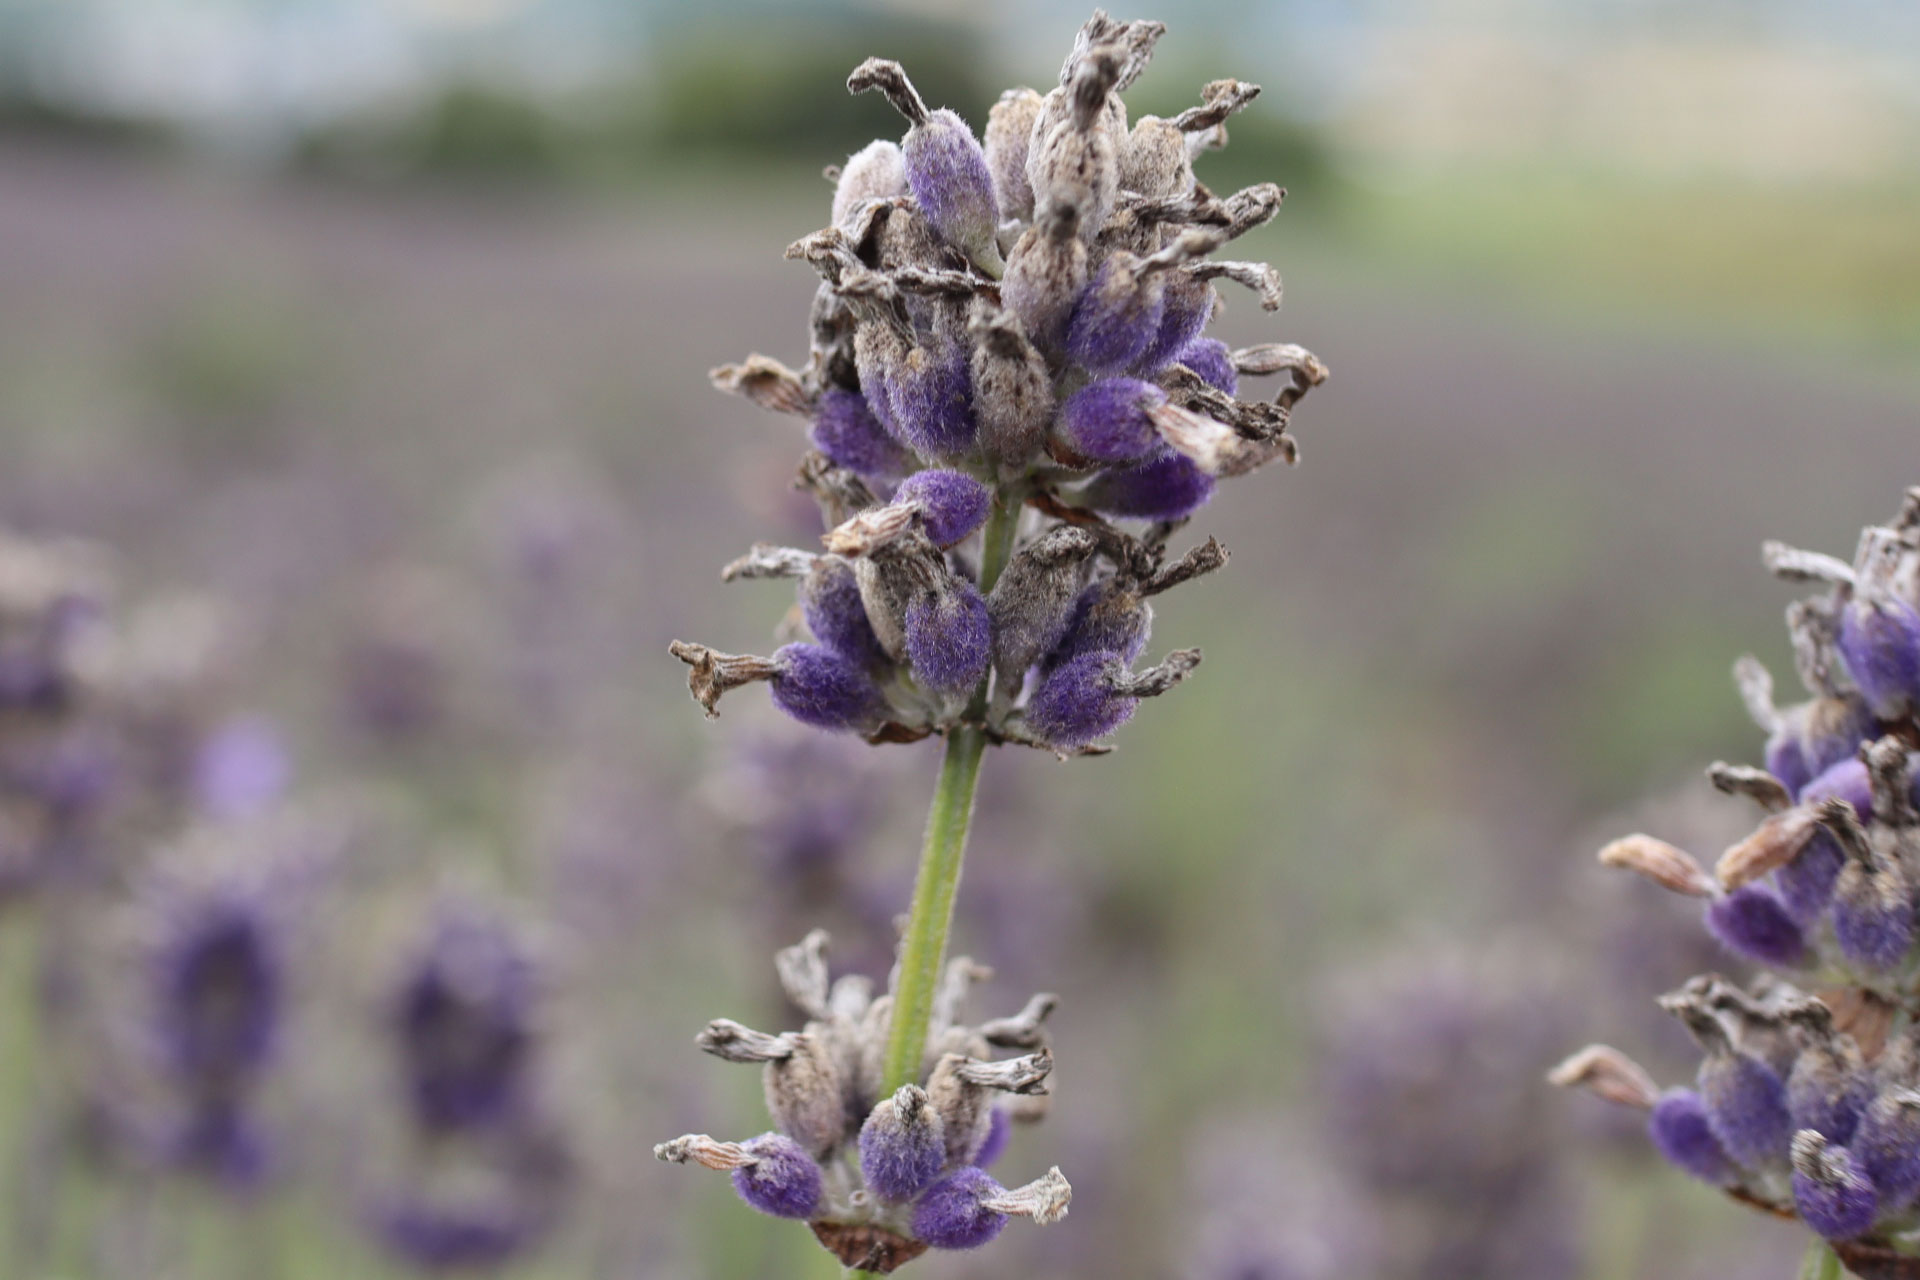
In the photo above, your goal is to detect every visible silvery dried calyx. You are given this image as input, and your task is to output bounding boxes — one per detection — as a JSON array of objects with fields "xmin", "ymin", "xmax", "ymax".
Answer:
[
  {"xmin": 678, "ymin": 9, "xmax": 1326, "ymax": 757},
  {"xmin": 1554, "ymin": 488, "xmax": 1920, "ymax": 1277},
  {"xmin": 655, "ymin": 932, "xmax": 1066, "ymax": 1273}
]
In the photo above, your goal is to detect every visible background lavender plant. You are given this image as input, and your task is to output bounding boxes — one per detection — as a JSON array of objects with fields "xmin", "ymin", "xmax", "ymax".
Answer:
[{"xmin": 0, "ymin": 1, "xmax": 1913, "ymax": 1276}]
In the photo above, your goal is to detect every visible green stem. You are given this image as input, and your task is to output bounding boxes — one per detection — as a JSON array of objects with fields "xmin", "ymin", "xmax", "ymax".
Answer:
[
  {"xmin": 1800, "ymin": 1240, "xmax": 1845, "ymax": 1280},
  {"xmin": 881, "ymin": 491, "xmax": 1020, "ymax": 1093}
]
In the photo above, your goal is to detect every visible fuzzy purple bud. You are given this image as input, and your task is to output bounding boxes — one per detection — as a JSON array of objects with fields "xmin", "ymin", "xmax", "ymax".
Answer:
[
  {"xmin": 1792, "ymin": 1132, "xmax": 1879, "ymax": 1241},
  {"xmin": 1839, "ymin": 594, "xmax": 1920, "ymax": 719},
  {"xmin": 800, "ymin": 560, "xmax": 888, "ymax": 669},
  {"xmin": 1777, "ymin": 830, "xmax": 1846, "ymax": 925},
  {"xmin": 1178, "ymin": 337, "xmax": 1238, "ymax": 395},
  {"xmin": 811, "ymin": 389, "xmax": 914, "ymax": 481},
  {"xmin": 1026, "ymin": 650, "xmax": 1134, "ymax": 746},
  {"xmin": 1648, "ymin": 1088, "xmax": 1736, "ymax": 1184},
  {"xmin": 1079, "ymin": 449, "xmax": 1216, "ymax": 521},
  {"xmin": 1698, "ymin": 1045, "xmax": 1794, "ymax": 1170},
  {"xmin": 767, "ymin": 643, "xmax": 888, "ymax": 732},
  {"xmin": 1139, "ymin": 273, "xmax": 1214, "ymax": 373},
  {"xmin": 396, "ymin": 908, "xmax": 536, "ymax": 1133},
  {"xmin": 895, "ymin": 470, "xmax": 991, "ymax": 548},
  {"xmin": 1704, "ymin": 885, "xmax": 1807, "ymax": 968},
  {"xmin": 903, "ymin": 109, "xmax": 1002, "ymax": 273},
  {"xmin": 912, "ymin": 1167, "xmax": 1008, "ymax": 1250},
  {"xmin": 860, "ymin": 1086, "xmax": 948, "ymax": 1203},
  {"xmin": 904, "ymin": 580, "xmax": 992, "ymax": 695},
  {"xmin": 733, "ymin": 1133, "xmax": 824, "ymax": 1220},
  {"xmin": 1854, "ymin": 1090, "xmax": 1920, "ymax": 1211},
  {"xmin": 1831, "ymin": 855, "xmax": 1914, "ymax": 975},
  {"xmin": 1055, "ymin": 378, "xmax": 1167, "ymax": 463},
  {"xmin": 890, "ymin": 343, "xmax": 977, "ymax": 459},
  {"xmin": 157, "ymin": 894, "xmax": 281, "ymax": 1085},
  {"xmin": 1065, "ymin": 253, "xmax": 1166, "ymax": 375},
  {"xmin": 1789, "ymin": 1048, "xmax": 1873, "ymax": 1146},
  {"xmin": 971, "ymin": 1107, "xmax": 1011, "ymax": 1168},
  {"xmin": 1047, "ymin": 580, "xmax": 1151, "ymax": 672}
]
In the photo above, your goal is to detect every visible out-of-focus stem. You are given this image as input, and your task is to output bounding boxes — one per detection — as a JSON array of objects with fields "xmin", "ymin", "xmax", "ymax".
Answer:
[
  {"xmin": 882, "ymin": 493, "xmax": 1019, "ymax": 1093},
  {"xmin": 1799, "ymin": 1241, "xmax": 1844, "ymax": 1280}
]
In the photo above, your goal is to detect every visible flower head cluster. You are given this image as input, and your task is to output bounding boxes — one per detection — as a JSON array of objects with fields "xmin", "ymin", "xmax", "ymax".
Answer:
[
  {"xmin": 673, "ymin": 9, "xmax": 1326, "ymax": 754},
  {"xmin": 1556, "ymin": 488, "xmax": 1920, "ymax": 1273},
  {"xmin": 656, "ymin": 931, "xmax": 1068, "ymax": 1273},
  {"xmin": 374, "ymin": 900, "xmax": 573, "ymax": 1272},
  {"xmin": 136, "ymin": 833, "xmax": 290, "ymax": 1187}
]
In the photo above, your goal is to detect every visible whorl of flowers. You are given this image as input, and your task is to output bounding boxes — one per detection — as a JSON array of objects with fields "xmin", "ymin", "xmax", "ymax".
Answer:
[
  {"xmin": 672, "ymin": 9, "xmax": 1326, "ymax": 755},
  {"xmin": 1554, "ymin": 488, "xmax": 1920, "ymax": 1278},
  {"xmin": 374, "ymin": 900, "xmax": 572, "ymax": 1272},
  {"xmin": 656, "ymin": 930, "xmax": 1064, "ymax": 1273}
]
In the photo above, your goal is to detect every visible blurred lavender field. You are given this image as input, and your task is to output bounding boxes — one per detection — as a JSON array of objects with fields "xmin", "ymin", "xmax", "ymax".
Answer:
[{"xmin": 0, "ymin": 3, "xmax": 1918, "ymax": 1277}]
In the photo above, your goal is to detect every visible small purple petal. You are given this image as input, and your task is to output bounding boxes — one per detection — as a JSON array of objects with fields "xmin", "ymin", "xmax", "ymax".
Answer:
[
  {"xmin": 1138, "ymin": 273, "xmax": 1213, "ymax": 372},
  {"xmin": 811, "ymin": 389, "xmax": 914, "ymax": 480},
  {"xmin": 801, "ymin": 560, "xmax": 888, "ymax": 669},
  {"xmin": 971, "ymin": 1108, "xmax": 1011, "ymax": 1169},
  {"xmin": 1648, "ymin": 1089, "xmax": 1736, "ymax": 1185},
  {"xmin": 1065, "ymin": 256, "xmax": 1166, "ymax": 376},
  {"xmin": 771, "ymin": 643, "xmax": 887, "ymax": 732},
  {"xmin": 1079, "ymin": 450, "xmax": 1216, "ymax": 521},
  {"xmin": 904, "ymin": 581, "xmax": 991, "ymax": 695},
  {"xmin": 1704, "ymin": 885, "xmax": 1806, "ymax": 967},
  {"xmin": 733, "ymin": 1134, "xmax": 823, "ymax": 1220},
  {"xmin": 895, "ymin": 470, "xmax": 992, "ymax": 548},
  {"xmin": 890, "ymin": 344, "xmax": 977, "ymax": 459},
  {"xmin": 1177, "ymin": 337, "xmax": 1238, "ymax": 395},
  {"xmin": 1699, "ymin": 1052, "xmax": 1793, "ymax": 1170},
  {"xmin": 1793, "ymin": 1145, "xmax": 1880, "ymax": 1241},
  {"xmin": 1055, "ymin": 378, "xmax": 1167, "ymax": 464},
  {"xmin": 1839, "ymin": 594, "xmax": 1920, "ymax": 718},
  {"xmin": 903, "ymin": 109, "xmax": 1001, "ymax": 270},
  {"xmin": 911, "ymin": 1167, "xmax": 1008, "ymax": 1250},
  {"xmin": 1027, "ymin": 650, "xmax": 1133, "ymax": 747}
]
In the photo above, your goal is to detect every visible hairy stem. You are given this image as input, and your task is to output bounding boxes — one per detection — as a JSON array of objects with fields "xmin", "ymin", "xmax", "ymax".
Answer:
[{"xmin": 883, "ymin": 493, "xmax": 1020, "ymax": 1092}]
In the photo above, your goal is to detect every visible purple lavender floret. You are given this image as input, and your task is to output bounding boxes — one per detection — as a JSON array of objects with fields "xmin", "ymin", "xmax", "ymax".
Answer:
[
  {"xmin": 912, "ymin": 1167, "xmax": 1008, "ymax": 1250},
  {"xmin": 1802, "ymin": 759, "xmax": 1876, "ymax": 818},
  {"xmin": 811, "ymin": 388, "xmax": 913, "ymax": 480},
  {"xmin": 771, "ymin": 643, "xmax": 888, "ymax": 732},
  {"xmin": 1767, "ymin": 697, "xmax": 1875, "ymax": 800},
  {"xmin": 1776, "ymin": 831, "xmax": 1845, "ymax": 925},
  {"xmin": 859, "ymin": 1087, "xmax": 947, "ymax": 1203},
  {"xmin": 1704, "ymin": 885, "xmax": 1807, "ymax": 968},
  {"xmin": 904, "ymin": 582, "xmax": 992, "ymax": 695},
  {"xmin": 1080, "ymin": 449, "xmax": 1217, "ymax": 521},
  {"xmin": 903, "ymin": 109, "xmax": 1001, "ymax": 271},
  {"xmin": 1139, "ymin": 273, "xmax": 1213, "ymax": 372},
  {"xmin": 896, "ymin": 470, "xmax": 992, "ymax": 548},
  {"xmin": 1065, "ymin": 255, "xmax": 1167, "ymax": 376},
  {"xmin": 157, "ymin": 893, "xmax": 281, "ymax": 1083},
  {"xmin": 1026, "ymin": 651, "xmax": 1134, "ymax": 747},
  {"xmin": 972, "ymin": 1107, "xmax": 1011, "ymax": 1169},
  {"xmin": 800, "ymin": 560, "xmax": 888, "ymax": 669},
  {"xmin": 1788, "ymin": 1054, "xmax": 1873, "ymax": 1147},
  {"xmin": 1648, "ymin": 1088, "xmax": 1736, "ymax": 1184},
  {"xmin": 1839, "ymin": 594, "xmax": 1920, "ymax": 719},
  {"xmin": 734, "ymin": 1133, "xmax": 825, "ymax": 1219},
  {"xmin": 395, "ymin": 908, "xmax": 536, "ymax": 1133},
  {"xmin": 1831, "ymin": 863, "xmax": 1915, "ymax": 974},
  {"xmin": 1055, "ymin": 378, "xmax": 1168, "ymax": 463},
  {"xmin": 1791, "ymin": 1133, "xmax": 1879, "ymax": 1242},
  {"xmin": 1699, "ymin": 1047, "xmax": 1794, "ymax": 1169},
  {"xmin": 1178, "ymin": 337, "xmax": 1239, "ymax": 395},
  {"xmin": 890, "ymin": 343, "xmax": 977, "ymax": 459},
  {"xmin": 1046, "ymin": 580, "xmax": 1151, "ymax": 672},
  {"xmin": 1854, "ymin": 1091, "xmax": 1920, "ymax": 1211}
]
